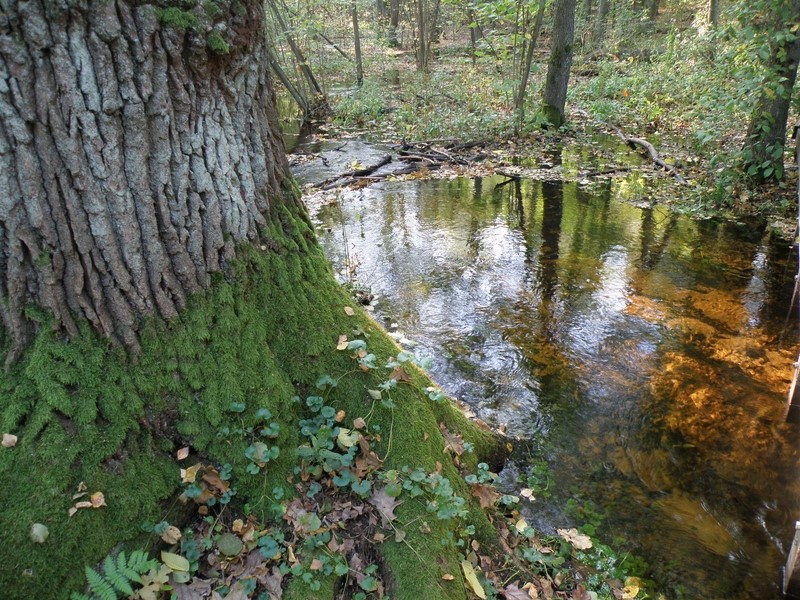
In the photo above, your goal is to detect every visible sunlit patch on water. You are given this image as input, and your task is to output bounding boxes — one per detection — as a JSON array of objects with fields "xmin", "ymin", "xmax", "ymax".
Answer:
[{"xmin": 304, "ymin": 169, "xmax": 800, "ymax": 599}]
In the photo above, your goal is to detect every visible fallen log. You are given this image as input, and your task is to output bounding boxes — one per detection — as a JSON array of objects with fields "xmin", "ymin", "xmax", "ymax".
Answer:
[
  {"xmin": 609, "ymin": 125, "xmax": 687, "ymax": 184},
  {"xmin": 314, "ymin": 154, "xmax": 392, "ymax": 189}
]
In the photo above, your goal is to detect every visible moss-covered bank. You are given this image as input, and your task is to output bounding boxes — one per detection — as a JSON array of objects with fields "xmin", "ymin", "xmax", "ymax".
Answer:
[{"xmin": 0, "ymin": 186, "xmax": 503, "ymax": 599}]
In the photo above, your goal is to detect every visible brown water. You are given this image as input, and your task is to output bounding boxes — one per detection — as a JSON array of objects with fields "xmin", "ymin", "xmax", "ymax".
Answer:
[{"xmin": 308, "ymin": 172, "xmax": 800, "ymax": 599}]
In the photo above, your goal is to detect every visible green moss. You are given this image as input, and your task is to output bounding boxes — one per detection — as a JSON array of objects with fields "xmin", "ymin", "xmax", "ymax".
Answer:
[{"xmin": 0, "ymin": 187, "xmax": 503, "ymax": 599}]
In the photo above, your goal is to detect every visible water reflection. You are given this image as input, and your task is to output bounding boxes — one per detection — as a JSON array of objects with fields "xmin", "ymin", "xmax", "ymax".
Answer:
[{"xmin": 312, "ymin": 176, "xmax": 800, "ymax": 599}]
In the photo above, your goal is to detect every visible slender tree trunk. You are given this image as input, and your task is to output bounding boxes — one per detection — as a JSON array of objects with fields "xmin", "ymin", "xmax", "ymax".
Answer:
[
  {"xmin": 266, "ymin": 0, "xmax": 326, "ymax": 100},
  {"xmin": 388, "ymin": 0, "xmax": 401, "ymax": 47},
  {"xmin": 267, "ymin": 45, "xmax": 310, "ymax": 115},
  {"xmin": 377, "ymin": 0, "xmax": 387, "ymax": 19},
  {"xmin": 594, "ymin": 0, "xmax": 611, "ymax": 49},
  {"xmin": 0, "ymin": 0, "xmax": 290, "ymax": 363},
  {"xmin": 709, "ymin": 0, "xmax": 721, "ymax": 25},
  {"xmin": 542, "ymin": 0, "xmax": 577, "ymax": 126},
  {"xmin": 416, "ymin": 0, "xmax": 428, "ymax": 71},
  {"xmin": 744, "ymin": 24, "xmax": 800, "ymax": 181},
  {"xmin": 353, "ymin": 1, "xmax": 364, "ymax": 86},
  {"xmin": 515, "ymin": 0, "xmax": 548, "ymax": 121},
  {"xmin": 647, "ymin": 0, "xmax": 659, "ymax": 23}
]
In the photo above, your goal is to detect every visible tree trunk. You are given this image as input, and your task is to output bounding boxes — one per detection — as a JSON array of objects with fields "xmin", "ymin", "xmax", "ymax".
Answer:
[
  {"xmin": 542, "ymin": 0, "xmax": 577, "ymax": 126},
  {"xmin": 416, "ymin": 0, "xmax": 428, "ymax": 71},
  {"xmin": 353, "ymin": 0, "xmax": 365, "ymax": 86},
  {"xmin": 388, "ymin": 0, "xmax": 401, "ymax": 47},
  {"xmin": 0, "ymin": 0, "xmax": 292, "ymax": 365},
  {"xmin": 743, "ymin": 3, "xmax": 800, "ymax": 181},
  {"xmin": 709, "ymin": 0, "xmax": 721, "ymax": 26},
  {"xmin": 647, "ymin": 0, "xmax": 659, "ymax": 23},
  {"xmin": 594, "ymin": 0, "xmax": 611, "ymax": 49},
  {"xmin": 515, "ymin": 0, "xmax": 548, "ymax": 120}
]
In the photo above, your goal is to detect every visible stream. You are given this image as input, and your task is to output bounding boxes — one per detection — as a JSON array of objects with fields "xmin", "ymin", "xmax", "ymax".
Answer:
[{"xmin": 293, "ymin": 138, "xmax": 800, "ymax": 599}]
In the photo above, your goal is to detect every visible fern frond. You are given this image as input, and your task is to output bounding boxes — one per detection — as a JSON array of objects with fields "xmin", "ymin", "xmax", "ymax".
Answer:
[
  {"xmin": 103, "ymin": 554, "xmax": 134, "ymax": 597},
  {"xmin": 127, "ymin": 549, "xmax": 158, "ymax": 575},
  {"xmin": 85, "ymin": 565, "xmax": 117, "ymax": 600}
]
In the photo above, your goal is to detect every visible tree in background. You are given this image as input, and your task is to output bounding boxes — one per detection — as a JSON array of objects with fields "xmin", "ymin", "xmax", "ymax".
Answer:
[
  {"xmin": 742, "ymin": 0, "xmax": 800, "ymax": 181},
  {"xmin": 542, "ymin": 0, "xmax": 578, "ymax": 125}
]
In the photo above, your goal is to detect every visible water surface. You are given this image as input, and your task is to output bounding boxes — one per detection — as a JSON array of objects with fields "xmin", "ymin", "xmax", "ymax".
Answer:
[{"xmin": 309, "ymin": 174, "xmax": 800, "ymax": 599}]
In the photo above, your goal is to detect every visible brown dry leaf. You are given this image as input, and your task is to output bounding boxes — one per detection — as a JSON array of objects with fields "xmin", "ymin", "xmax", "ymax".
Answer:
[
  {"xmin": 353, "ymin": 417, "xmax": 366, "ymax": 429},
  {"xmin": 442, "ymin": 573, "xmax": 455, "ymax": 581},
  {"xmin": 232, "ymin": 519, "xmax": 244, "ymax": 533},
  {"xmin": 172, "ymin": 577, "xmax": 213, "ymax": 600},
  {"xmin": 336, "ymin": 335, "xmax": 349, "ymax": 350},
  {"xmin": 557, "ymin": 528, "xmax": 592, "ymax": 550},
  {"xmin": 503, "ymin": 583, "xmax": 531, "ymax": 600},
  {"xmin": 161, "ymin": 525, "xmax": 182, "ymax": 545},
  {"xmin": 571, "ymin": 584, "xmax": 592, "ymax": 600},
  {"xmin": 471, "ymin": 483, "xmax": 499, "ymax": 509},
  {"xmin": 263, "ymin": 566, "xmax": 283, "ymax": 599},
  {"xmin": 368, "ymin": 486, "xmax": 401, "ymax": 528},
  {"xmin": 202, "ymin": 468, "xmax": 230, "ymax": 495},
  {"xmin": 523, "ymin": 582, "xmax": 540, "ymax": 599},
  {"xmin": 76, "ymin": 481, "xmax": 87, "ymax": 492},
  {"xmin": 176, "ymin": 447, "xmax": 190, "ymax": 461},
  {"xmin": 394, "ymin": 528, "xmax": 406, "ymax": 543},
  {"xmin": 2, "ymin": 433, "xmax": 17, "ymax": 448},
  {"xmin": 439, "ymin": 423, "xmax": 465, "ymax": 457},
  {"xmin": 389, "ymin": 366, "xmax": 411, "ymax": 382},
  {"xmin": 344, "ymin": 306, "xmax": 355, "ymax": 316},
  {"xmin": 373, "ymin": 532, "xmax": 386, "ymax": 543},
  {"xmin": 90, "ymin": 491, "xmax": 106, "ymax": 508},
  {"xmin": 335, "ymin": 409, "xmax": 346, "ymax": 423},
  {"xmin": 310, "ymin": 558, "xmax": 324, "ymax": 571}
]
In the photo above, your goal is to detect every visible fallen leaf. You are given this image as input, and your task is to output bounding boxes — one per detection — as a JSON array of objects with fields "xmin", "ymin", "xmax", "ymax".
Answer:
[
  {"xmin": 90, "ymin": 491, "xmax": 106, "ymax": 508},
  {"xmin": 442, "ymin": 573, "xmax": 455, "ymax": 581},
  {"xmin": 335, "ymin": 409, "xmax": 346, "ymax": 423},
  {"xmin": 161, "ymin": 551, "xmax": 190, "ymax": 572},
  {"xmin": 390, "ymin": 366, "xmax": 411, "ymax": 382},
  {"xmin": 337, "ymin": 428, "xmax": 361, "ymax": 449},
  {"xmin": 394, "ymin": 529, "xmax": 406, "ymax": 543},
  {"xmin": 515, "ymin": 518, "xmax": 529, "ymax": 533},
  {"xmin": 182, "ymin": 463, "xmax": 202, "ymax": 484},
  {"xmin": 2, "ymin": 433, "xmax": 17, "ymax": 448},
  {"xmin": 176, "ymin": 447, "xmax": 190, "ymax": 460},
  {"xmin": 76, "ymin": 481, "xmax": 87, "ymax": 492},
  {"xmin": 336, "ymin": 335, "xmax": 349, "ymax": 350},
  {"xmin": 161, "ymin": 525, "xmax": 182, "ymax": 545},
  {"xmin": 30, "ymin": 523, "xmax": 49, "ymax": 544},
  {"xmin": 503, "ymin": 583, "xmax": 532, "ymax": 600},
  {"xmin": 460, "ymin": 560, "xmax": 486, "ymax": 599},
  {"xmin": 232, "ymin": 519, "xmax": 244, "ymax": 533},
  {"xmin": 557, "ymin": 528, "xmax": 592, "ymax": 550},
  {"xmin": 571, "ymin": 584, "xmax": 592, "ymax": 600},
  {"xmin": 439, "ymin": 423, "xmax": 465, "ymax": 457},
  {"xmin": 344, "ymin": 306, "xmax": 355, "ymax": 316},
  {"xmin": 353, "ymin": 417, "xmax": 366, "ymax": 429},
  {"xmin": 368, "ymin": 487, "xmax": 401, "ymax": 527},
  {"xmin": 520, "ymin": 488, "xmax": 535, "ymax": 501},
  {"xmin": 367, "ymin": 389, "xmax": 382, "ymax": 400},
  {"xmin": 471, "ymin": 483, "xmax": 499, "ymax": 509},
  {"xmin": 621, "ymin": 577, "xmax": 642, "ymax": 599},
  {"xmin": 310, "ymin": 558, "xmax": 324, "ymax": 571}
]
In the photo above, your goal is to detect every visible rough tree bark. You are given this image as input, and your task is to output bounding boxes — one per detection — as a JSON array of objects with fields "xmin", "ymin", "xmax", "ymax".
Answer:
[
  {"xmin": 709, "ymin": 0, "xmax": 721, "ymax": 25},
  {"xmin": 743, "ymin": 0, "xmax": 800, "ymax": 181},
  {"xmin": 542, "ymin": 0, "xmax": 577, "ymax": 126},
  {"xmin": 0, "ymin": 0, "xmax": 290, "ymax": 364}
]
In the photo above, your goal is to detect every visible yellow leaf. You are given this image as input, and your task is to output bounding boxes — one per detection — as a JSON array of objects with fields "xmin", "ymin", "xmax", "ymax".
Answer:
[
  {"xmin": 557, "ymin": 528, "xmax": 593, "ymax": 550},
  {"xmin": 336, "ymin": 428, "xmax": 361, "ymax": 449},
  {"xmin": 161, "ymin": 525, "xmax": 182, "ymax": 545},
  {"xmin": 161, "ymin": 551, "xmax": 190, "ymax": 572},
  {"xmin": 622, "ymin": 584, "xmax": 640, "ymax": 599},
  {"xmin": 460, "ymin": 560, "xmax": 486, "ymax": 599},
  {"xmin": 232, "ymin": 519, "xmax": 244, "ymax": 533},
  {"xmin": 90, "ymin": 491, "xmax": 106, "ymax": 508},
  {"xmin": 515, "ymin": 518, "xmax": 529, "ymax": 533},
  {"xmin": 336, "ymin": 335, "xmax": 349, "ymax": 350},
  {"xmin": 182, "ymin": 463, "xmax": 202, "ymax": 484},
  {"xmin": 344, "ymin": 306, "xmax": 355, "ymax": 316}
]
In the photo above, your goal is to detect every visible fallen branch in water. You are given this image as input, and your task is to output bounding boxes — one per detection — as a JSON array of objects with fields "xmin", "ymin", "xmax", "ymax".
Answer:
[
  {"xmin": 314, "ymin": 154, "xmax": 392, "ymax": 189},
  {"xmin": 609, "ymin": 124, "xmax": 687, "ymax": 184}
]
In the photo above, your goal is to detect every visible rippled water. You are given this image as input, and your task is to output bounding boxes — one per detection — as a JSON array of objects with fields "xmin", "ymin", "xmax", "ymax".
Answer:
[{"xmin": 307, "ymin": 171, "xmax": 800, "ymax": 599}]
